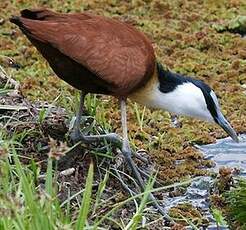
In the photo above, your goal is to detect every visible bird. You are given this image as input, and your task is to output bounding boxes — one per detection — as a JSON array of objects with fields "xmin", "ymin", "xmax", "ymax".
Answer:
[{"xmin": 10, "ymin": 8, "xmax": 239, "ymax": 215}]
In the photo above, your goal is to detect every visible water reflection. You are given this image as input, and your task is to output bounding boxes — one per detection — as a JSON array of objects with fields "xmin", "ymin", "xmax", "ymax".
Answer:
[{"xmin": 196, "ymin": 134, "xmax": 246, "ymax": 175}]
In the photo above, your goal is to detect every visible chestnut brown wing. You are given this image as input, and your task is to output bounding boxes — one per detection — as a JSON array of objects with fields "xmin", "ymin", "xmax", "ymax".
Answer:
[{"xmin": 14, "ymin": 11, "xmax": 155, "ymax": 95}]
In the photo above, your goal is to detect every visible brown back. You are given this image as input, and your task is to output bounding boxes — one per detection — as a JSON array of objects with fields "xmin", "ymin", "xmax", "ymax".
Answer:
[{"xmin": 11, "ymin": 9, "xmax": 156, "ymax": 96}]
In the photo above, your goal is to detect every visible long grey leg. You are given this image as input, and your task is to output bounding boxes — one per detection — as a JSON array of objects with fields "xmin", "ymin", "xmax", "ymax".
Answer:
[
  {"xmin": 74, "ymin": 91, "xmax": 86, "ymax": 131},
  {"xmin": 120, "ymin": 98, "xmax": 146, "ymax": 190},
  {"xmin": 70, "ymin": 91, "xmax": 86, "ymax": 142},
  {"xmin": 119, "ymin": 98, "xmax": 172, "ymax": 221}
]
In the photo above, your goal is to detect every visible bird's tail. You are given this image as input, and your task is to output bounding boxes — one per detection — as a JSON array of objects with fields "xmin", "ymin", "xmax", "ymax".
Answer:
[
  {"xmin": 10, "ymin": 8, "xmax": 56, "ymax": 23},
  {"xmin": 9, "ymin": 9, "xmax": 57, "ymax": 42},
  {"xmin": 9, "ymin": 15, "xmax": 23, "ymax": 27},
  {"xmin": 9, "ymin": 15, "xmax": 32, "ymax": 37},
  {"xmin": 10, "ymin": 8, "xmax": 57, "ymax": 29},
  {"xmin": 20, "ymin": 9, "xmax": 51, "ymax": 20}
]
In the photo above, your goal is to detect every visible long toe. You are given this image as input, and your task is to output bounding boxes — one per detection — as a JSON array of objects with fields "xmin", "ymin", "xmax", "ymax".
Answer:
[
  {"xmin": 70, "ymin": 130, "xmax": 122, "ymax": 146},
  {"xmin": 70, "ymin": 129, "xmax": 84, "ymax": 144},
  {"xmin": 83, "ymin": 133, "xmax": 122, "ymax": 145}
]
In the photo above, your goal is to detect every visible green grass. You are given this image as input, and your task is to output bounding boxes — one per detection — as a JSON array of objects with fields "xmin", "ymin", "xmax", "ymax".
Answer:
[
  {"xmin": 211, "ymin": 208, "xmax": 228, "ymax": 229},
  {"xmin": 226, "ymin": 179, "xmax": 246, "ymax": 229},
  {"xmin": 0, "ymin": 143, "xmax": 107, "ymax": 229},
  {"xmin": 0, "ymin": 134, "xmax": 201, "ymax": 229},
  {"xmin": 0, "ymin": 109, "xmax": 200, "ymax": 229},
  {"xmin": 0, "ymin": 149, "xmax": 67, "ymax": 229}
]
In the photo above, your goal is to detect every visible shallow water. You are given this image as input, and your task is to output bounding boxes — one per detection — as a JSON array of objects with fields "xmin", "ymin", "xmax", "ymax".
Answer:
[
  {"xmin": 165, "ymin": 134, "xmax": 246, "ymax": 229},
  {"xmin": 196, "ymin": 134, "xmax": 246, "ymax": 176}
]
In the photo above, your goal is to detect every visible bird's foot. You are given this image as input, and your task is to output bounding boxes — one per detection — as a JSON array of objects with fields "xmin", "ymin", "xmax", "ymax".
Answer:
[
  {"xmin": 83, "ymin": 133, "xmax": 122, "ymax": 145},
  {"xmin": 70, "ymin": 131, "xmax": 172, "ymax": 223},
  {"xmin": 120, "ymin": 143, "xmax": 172, "ymax": 223},
  {"xmin": 121, "ymin": 144, "xmax": 145, "ymax": 190},
  {"xmin": 70, "ymin": 129, "xmax": 122, "ymax": 146}
]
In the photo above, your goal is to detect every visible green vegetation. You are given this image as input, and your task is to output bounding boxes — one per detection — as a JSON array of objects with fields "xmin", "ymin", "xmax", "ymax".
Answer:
[
  {"xmin": 1, "ymin": 0, "xmax": 246, "ymax": 228},
  {"xmin": 226, "ymin": 179, "xmax": 246, "ymax": 229},
  {"xmin": 211, "ymin": 208, "xmax": 228, "ymax": 229},
  {"xmin": 1, "ymin": 0, "xmax": 246, "ymax": 181},
  {"xmin": 0, "ymin": 129, "xmax": 199, "ymax": 228}
]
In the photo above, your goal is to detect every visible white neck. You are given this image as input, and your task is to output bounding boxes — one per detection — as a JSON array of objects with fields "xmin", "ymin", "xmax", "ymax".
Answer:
[{"xmin": 129, "ymin": 73, "xmax": 214, "ymax": 122}]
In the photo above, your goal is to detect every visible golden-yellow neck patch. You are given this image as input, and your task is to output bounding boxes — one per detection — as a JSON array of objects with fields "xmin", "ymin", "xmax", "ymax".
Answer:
[{"xmin": 129, "ymin": 65, "xmax": 159, "ymax": 107}]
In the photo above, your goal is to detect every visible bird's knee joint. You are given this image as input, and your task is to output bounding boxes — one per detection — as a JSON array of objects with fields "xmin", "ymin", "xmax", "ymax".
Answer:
[
  {"xmin": 122, "ymin": 147, "xmax": 132, "ymax": 158},
  {"xmin": 110, "ymin": 133, "xmax": 121, "ymax": 140}
]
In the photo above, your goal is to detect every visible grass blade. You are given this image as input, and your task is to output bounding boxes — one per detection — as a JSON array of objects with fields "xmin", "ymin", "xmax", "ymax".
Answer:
[
  {"xmin": 75, "ymin": 163, "xmax": 94, "ymax": 230},
  {"xmin": 45, "ymin": 158, "xmax": 53, "ymax": 196}
]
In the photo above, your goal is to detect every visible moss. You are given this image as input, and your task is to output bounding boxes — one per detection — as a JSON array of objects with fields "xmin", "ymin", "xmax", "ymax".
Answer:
[
  {"xmin": 1, "ymin": 0, "xmax": 246, "ymax": 183},
  {"xmin": 169, "ymin": 203, "xmax": 204, "ymax": 226}
]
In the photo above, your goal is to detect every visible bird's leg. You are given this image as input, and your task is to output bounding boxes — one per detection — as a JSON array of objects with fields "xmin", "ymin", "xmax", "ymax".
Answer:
[
  {"xmin": 119, "ymin": 98, "xmax": 146, "ymax": 190},
  {"xmin": 70, "ymin": 91, "xmax": 122, "ymax": 145},
  {"xmin": 120, "ymin": 98, "xmax": 172, "ymax": 221},
  {"xmin": 70, "ymin": 91, "xmax": 87, "ymax": 143},
  {"xmin": 70, "ymin": 96, "xmax": 171, "ymax": 221}
]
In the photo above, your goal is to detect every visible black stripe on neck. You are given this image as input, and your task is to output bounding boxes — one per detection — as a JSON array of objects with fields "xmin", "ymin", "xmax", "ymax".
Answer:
[{"xmin": 157, "ymin": 62, "xmax": 187, "ymax": 93}]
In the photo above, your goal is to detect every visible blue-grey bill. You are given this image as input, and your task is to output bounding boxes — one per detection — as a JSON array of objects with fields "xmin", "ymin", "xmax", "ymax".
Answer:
[{"xmin": 216, "ymin": 112, "xmax": 239, "ymax": 143}]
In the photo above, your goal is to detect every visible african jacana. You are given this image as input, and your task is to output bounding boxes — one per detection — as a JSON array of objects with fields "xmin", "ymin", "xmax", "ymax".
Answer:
[{"xmin": 10, "ymin": 8, "xmax": 238, "ymax": 216}]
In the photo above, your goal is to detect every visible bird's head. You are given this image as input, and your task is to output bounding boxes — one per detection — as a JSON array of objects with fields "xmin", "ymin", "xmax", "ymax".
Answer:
[{"xmin": 155, "ymin": 63, "xmax": 239, "ymax": 142}]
